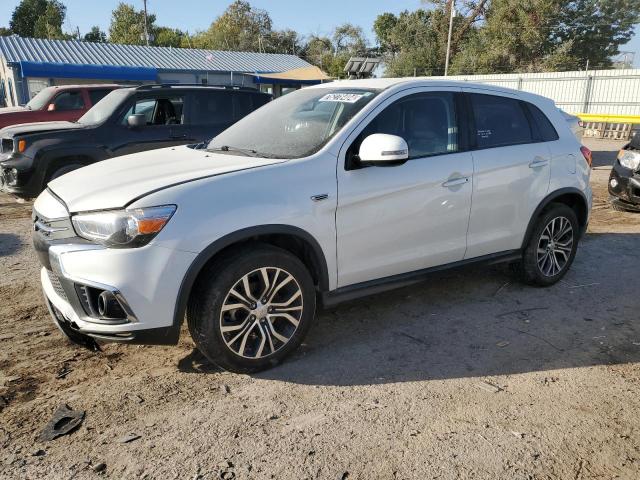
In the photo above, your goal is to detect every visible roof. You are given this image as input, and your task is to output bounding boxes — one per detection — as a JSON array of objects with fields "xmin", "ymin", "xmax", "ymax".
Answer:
[
  {"xmin": 0, "ymin": 36, "xmax": 311, "ymax": 73},
  {"xmin": 253, "ymin": 66, "xmax": 332, "ymax": 85}
]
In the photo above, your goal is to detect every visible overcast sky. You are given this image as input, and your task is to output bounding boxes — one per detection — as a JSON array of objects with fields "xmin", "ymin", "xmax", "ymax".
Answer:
[{"xmin": 1, "ymin": 0, "xmax": 638, "ymax": 67}]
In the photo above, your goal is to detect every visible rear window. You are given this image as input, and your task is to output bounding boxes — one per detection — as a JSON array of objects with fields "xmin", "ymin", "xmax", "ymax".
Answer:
[
  {"xmin": 526, "ymin": 103, "xmax": 559, "ymax": 142},
  {"xmin": 470, "ymin": 94, "xmax": 532, "ymax": 149},
  {"xmin": 88, "ymin": 89, "xmax": 114, "ymax": 106}
]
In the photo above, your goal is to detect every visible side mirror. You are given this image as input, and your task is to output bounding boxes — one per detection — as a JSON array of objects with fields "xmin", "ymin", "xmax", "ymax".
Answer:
[
  {"xmin": 127, "ymin": 113, "xmax": 146, "ymax": 128},
  {"xmin": 47, "ymin": 103, "xmax": 56, "ymax": 112},
  {"xmin": 358, "ymin": 134, "xmax": 409, "ymax": 166}
]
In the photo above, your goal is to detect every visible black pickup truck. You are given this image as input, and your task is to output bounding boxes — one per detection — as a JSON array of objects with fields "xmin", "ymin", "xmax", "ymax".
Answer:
[{"xmin": 0, "ymin": 84, "xmax": 271, "ymax": 198}]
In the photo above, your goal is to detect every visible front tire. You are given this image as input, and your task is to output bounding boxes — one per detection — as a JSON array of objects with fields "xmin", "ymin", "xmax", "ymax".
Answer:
[
  {"xmin": 187, "ymin": 244, "xmax": 316, "ymax": 373},
  {"xmin": 519, "ymin": 204, "xmax": 580, "ymax": 286}
]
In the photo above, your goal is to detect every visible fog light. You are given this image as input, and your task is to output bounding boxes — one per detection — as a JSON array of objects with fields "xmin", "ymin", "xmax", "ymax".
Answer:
[{"xmin": 610, "ymin": 178, "xmax": 618, "ymax": 189}]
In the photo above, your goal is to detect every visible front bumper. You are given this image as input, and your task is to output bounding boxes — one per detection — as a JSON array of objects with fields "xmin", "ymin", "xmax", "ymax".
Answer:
[
  {"xmin": 608, "ymin": 161, "xmax": 640, "ymax": 210},
  {"xmin": 41, "ymin": 242, "xmax": 197, "ymax": 345},
  {"xmin": 0, "ymin": 153, "xmax": 39, "ymax": 198}
]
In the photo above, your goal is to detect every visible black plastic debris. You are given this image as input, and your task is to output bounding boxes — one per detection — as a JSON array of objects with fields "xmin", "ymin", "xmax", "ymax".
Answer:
[{"xmin": 38, "ymin": 404, "xmax": 85, "ymax": 441}]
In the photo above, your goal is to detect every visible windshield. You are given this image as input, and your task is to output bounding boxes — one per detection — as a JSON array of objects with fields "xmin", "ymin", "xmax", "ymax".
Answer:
[
  {"xmin": 26, "ymin": 87, "xmax": 56, "ymax": 110},
  {"xmin": 78, "ymin": 89, "xmax": 132, "ymax": 125},
  {"xmin": 207, "ymin": 88, "xmax": 379, "ymax": 159}
]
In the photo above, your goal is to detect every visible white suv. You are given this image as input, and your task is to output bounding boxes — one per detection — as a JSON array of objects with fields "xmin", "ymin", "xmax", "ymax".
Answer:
[{"xmin": 34, "ymin": 79, "xmax": 592, "ymax": 372}]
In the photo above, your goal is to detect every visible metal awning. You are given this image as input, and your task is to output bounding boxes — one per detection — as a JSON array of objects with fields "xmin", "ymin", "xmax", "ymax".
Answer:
[
  {"xmin": 253, "ymin": 66, "xmax": 332, "ymax": 85},
  {"xmin": 19, "ymin": 61, "xmax": 157, "ymax": 81}
]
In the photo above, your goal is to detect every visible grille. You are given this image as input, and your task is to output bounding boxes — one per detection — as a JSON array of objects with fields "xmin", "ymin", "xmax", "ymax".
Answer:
[
  {"xmin": 1, "ymin": 138, "xmax": 12, "ymax": 154},
  {"xmin": 47, "ymin": 270, "xmax": 68, "ymax": 301}
]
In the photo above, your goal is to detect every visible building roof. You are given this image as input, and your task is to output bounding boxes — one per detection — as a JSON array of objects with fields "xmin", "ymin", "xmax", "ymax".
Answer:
[{"xmin": 0, "ymin": 36, "xmax": 311, "ymax": 73}]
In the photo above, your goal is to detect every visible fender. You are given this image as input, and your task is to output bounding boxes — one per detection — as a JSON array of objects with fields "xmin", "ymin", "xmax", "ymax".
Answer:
[
  {"xmin": 521, "ymin": 187, "xmax": 589, "ymax": 249},
  {"xmin": 169, "ymin": 224, "xmax": 330, "ymax": 338}
]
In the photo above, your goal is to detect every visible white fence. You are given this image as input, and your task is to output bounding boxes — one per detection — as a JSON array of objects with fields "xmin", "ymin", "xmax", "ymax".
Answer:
[{"xmin": 429, "ymin": 69, "xmax": 640, "ymax": 116}]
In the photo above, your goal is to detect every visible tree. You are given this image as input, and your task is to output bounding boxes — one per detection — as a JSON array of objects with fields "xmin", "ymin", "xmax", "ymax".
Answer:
[
  {"xmin": 301, "ymin": 24, "xmax": 367, "ymax": 78},
  {"xmin": 109, "ymin": 2, "xmax": 157, "ymax": 45},
  {"xmin": 10, "ymin": 0, "xmax": 67, "ymax": 39},
  {"xmin": 84, "ymin": 26, "xmax": 107, "ymax": 43},
  {"xmin": 0, "ymin": 28, "xmax": 13, "ymax": 37},
  {"xmin": 155, "ymin": 27, "xmax": 185, "ymax": 48},
  {"xmin": 193, "ymin": 0, "xmax": 272, "ymax": 51}
]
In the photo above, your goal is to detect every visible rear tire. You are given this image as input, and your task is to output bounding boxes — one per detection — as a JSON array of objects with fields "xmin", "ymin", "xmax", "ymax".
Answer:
[
  {"xmin": 187, "ymin": 244, "xmax": 316, "ymax": 373},
  {"xmin": 519, "ymin": 204, "xmax": 580, "ymax": 286}
]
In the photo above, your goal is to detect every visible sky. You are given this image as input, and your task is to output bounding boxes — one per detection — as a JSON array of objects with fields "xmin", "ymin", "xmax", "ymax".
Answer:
[{"xmin": 0, "ymin": 0, "xmax": 639, "ymax": 67}]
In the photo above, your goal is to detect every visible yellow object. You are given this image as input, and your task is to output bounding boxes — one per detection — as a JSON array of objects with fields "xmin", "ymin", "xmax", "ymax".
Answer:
[
  {"xmin": 574, "ymin": 113, "xmax": 640, "ymax": 124},
  {"xmin": 253, "ymin": 66, "xmax": 332, "ymax": 82}
]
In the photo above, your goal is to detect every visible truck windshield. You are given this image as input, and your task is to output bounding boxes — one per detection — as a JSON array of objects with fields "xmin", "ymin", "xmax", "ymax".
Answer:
[
  {"xmin": 26, "ymin": 87, "xmax": 55, "ymax": 110},
  {"xmin": 207, "ymin": 88, "xmax": 379, "ymax": 159},
  {"xmin": 78, "ymin": 89, "xmax": 131, "ymax": 125}
]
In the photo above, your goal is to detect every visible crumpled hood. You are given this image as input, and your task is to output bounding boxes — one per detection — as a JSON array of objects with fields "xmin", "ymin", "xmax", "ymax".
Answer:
[{"xmin": 48, "ymin": 145, "xmax": 286, "ymax": 212}]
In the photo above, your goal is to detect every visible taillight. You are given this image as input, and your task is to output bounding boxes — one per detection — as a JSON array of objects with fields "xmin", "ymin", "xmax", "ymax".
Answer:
[{"xmin": 580, "ymin": 146, "xmax": 592, "ymax": 168}]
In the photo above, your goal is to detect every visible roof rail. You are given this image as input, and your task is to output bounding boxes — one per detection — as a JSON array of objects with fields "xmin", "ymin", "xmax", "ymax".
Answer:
[{"xmin": 134, "ymin": 84, "xmax": 259, "ymax": 92}]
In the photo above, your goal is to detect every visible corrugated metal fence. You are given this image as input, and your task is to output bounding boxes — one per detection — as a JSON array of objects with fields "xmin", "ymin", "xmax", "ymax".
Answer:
[{"xmin": 429, "ymin": 69, "xmax": 640, "ymax": 116}]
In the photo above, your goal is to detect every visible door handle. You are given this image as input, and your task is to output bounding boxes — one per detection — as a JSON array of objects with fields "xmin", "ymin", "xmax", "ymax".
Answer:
[
  {"xmin": 442, "ymin": 177, "xmax": 469, "ymax": 188},
  {"xmin": 529, "ymin": 158, "xmax": 549, "ymax": 168}
]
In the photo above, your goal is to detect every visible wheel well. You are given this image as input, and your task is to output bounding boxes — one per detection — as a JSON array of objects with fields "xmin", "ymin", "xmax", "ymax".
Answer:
[
  {"xmin": 44, "ymin": 155, "xmax": 93, "ymax": 184},
  {"xmin": 544, "ymin": 193, "xmax": 588, "ymax": 229},
  {"xmin": 190, "ymin": 233, "xmax": 327, "ymax": 296}
]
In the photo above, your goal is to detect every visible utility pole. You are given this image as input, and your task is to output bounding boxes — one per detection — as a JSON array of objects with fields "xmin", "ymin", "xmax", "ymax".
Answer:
[
  {"xmin": 444, "ymin": 0, "xmax": 455, "ymax": 76},
  {"xmin": 142, "ymin": 0, "xmax": 150, "ymax": 46}
]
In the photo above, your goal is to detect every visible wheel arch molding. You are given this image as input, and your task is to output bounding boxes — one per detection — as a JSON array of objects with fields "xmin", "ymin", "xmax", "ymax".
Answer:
[
  {"xmin": 171, "ymin": 224, "xmax": 330, "ymax": 334},
  {"xmin": 521, "ymin": 187, "xmax": 589, "ymax": 250}
]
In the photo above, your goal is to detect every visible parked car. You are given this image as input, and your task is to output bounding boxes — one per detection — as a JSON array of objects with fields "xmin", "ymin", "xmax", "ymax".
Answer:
[
  {"xmin": 0, "ymin": 84, "xmax": 271, "ymax": 198},
  {"xmin": 0, "ymin": 84, "xmax": 121, "ymax": 130},
  {"xmin": 608, "ymin": 134, "xmax": 640, "ymax": 211},
  {"xmin": 33, "ymin": 79, "xmax": 592, "ymax": 372},
  {"xmin": 559, "ymin": 109, "xmax": 583, "ymax": 141}
]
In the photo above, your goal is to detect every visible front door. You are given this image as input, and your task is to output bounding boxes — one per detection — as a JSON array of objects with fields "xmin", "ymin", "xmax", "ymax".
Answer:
[
  {"xmin": 112, "ymin": 94, "xmax": 190, "ymax": 157},
  {"xmin": 336, "ymin": 89, "xmax": 474, "ymax": 287}
]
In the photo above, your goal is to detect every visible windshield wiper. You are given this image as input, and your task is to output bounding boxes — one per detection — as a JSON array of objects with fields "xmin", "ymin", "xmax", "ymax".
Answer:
[{"xmin": 207, "ymin": 145, "xmax": 259, "ymax": 157}]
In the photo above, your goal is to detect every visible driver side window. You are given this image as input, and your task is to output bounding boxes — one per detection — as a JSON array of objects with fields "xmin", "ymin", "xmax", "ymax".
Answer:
[
  {"xmin": 121, "ymin": 96, "xmax": 184, "ymax": 126},
  {"xmin": 348, "ymin": 92, "xmax": 458, "ymax": 167}
]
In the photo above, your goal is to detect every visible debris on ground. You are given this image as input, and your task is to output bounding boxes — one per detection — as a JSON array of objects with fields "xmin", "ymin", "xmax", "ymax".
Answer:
[
  {"xmin": 474, "ymin": 381, "xmax": 503, "ymax": 393},
  {"xmin": 116, "ymin": 433, "xmax": 141, "ymax": 444},
  {"xmin": 38, "ymin": 404, "xmax": 85, "ymax": 441}
]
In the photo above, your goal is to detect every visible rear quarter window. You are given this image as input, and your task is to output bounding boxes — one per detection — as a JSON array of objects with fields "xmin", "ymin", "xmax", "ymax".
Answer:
[
  {"xmin": 88, "ymin": 89, "xmax": 115, "ymax": 106},
  {"xmin": 191, "ymin": 91, "xmax": 233, "ymax": 126},
  {"xmin": 525, "ymin": 103, "xmax": 559, "ymax": 142}
]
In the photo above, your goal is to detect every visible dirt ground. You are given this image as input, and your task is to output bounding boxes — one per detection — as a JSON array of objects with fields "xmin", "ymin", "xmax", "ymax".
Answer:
[{"xmin": 1, "ymin": 138, "xmax": 639, "ymax": 480}]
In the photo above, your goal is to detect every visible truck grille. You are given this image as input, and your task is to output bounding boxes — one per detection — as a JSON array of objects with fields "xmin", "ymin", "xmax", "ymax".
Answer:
[
  {"xmin": 0, "ymin": 138, "xmax": 12, "ymax": 154},
  {"xmin": 47, "ymin": 270, "xmax": 68, "ymax": 301}
]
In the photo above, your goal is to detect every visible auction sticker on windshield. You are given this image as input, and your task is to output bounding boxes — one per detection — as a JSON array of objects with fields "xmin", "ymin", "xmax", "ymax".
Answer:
[{"xmin": 318, "ymin": 93, "xmax": 366, "ymax": 103}]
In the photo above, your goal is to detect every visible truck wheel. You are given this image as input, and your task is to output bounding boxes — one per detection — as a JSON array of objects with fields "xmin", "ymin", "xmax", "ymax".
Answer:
[
  {"xmin": 519, "ymin": 204, "xmax": 580, "ymax": 286},
  {"xmin": 187, "ymin": 244, "xmax": 316, "ymax": 373}
]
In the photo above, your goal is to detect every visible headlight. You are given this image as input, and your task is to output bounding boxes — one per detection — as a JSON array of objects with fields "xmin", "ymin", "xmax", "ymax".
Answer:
[
  {"xmin": 72, "ymin": 205, "xmax": 176, "ymax": 248},
  {"xmin": 618, "ymin": 149, "xmax": 640, "ymax": 171}
]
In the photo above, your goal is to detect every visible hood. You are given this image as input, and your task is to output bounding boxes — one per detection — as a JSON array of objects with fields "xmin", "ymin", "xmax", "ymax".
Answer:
[
  {"xmin": 48, "ymin": 145, "xmax": 286, "ymax": 212},
  {"xmin": 0, "ymin": 121, "xmax": 85, "ymax": 138}
]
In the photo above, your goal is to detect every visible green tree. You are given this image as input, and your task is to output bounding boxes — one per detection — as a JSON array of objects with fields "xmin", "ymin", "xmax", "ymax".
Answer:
[
  {"xmin": 0, "ymin": 27, "xmax": 13, "ymax": 37},
  {"xmin": 301, "ymin": 24, "xmax": 367, "ymax": 78},
  {"xmin": 10, "ymin": 0, "xmax": 67, "ymax": 39},
  {"xmin": 83, "ymin": 26, "xmax": 107, "ymax": 43},
  {"xmin": 155, "ymin": 27, "xmax": 185, "ymax": 48},
  {"xmin": 109, "ymin": 2, "xmax": 157, "ymax": 45}
]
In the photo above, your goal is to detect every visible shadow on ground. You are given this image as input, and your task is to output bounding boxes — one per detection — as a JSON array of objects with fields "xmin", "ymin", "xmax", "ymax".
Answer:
[
  {"xmin": 0, "ymin": 233, "xmax": 21, "ymax": 257},
  {"xmin": 180, "ymin": 232, "xmax": 640, "ymax": 386}
]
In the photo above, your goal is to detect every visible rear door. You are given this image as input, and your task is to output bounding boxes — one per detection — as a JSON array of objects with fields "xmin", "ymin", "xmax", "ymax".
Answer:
[
  {"xmin": 188, "ymin": 90, "xmax": 235, "ymax": 143},
  {"xmin": 111, "ymin": 93, "xmax": 190, "ymax": 156},
  {"xmin": 464, "ymin": 91, "xmax": 552, "ymax": 258}
]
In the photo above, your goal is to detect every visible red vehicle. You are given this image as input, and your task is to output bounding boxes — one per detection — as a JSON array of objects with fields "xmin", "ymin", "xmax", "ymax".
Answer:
[{"xmin": 0, "ymin": 84, "xmax": 121, "ymax": 130}]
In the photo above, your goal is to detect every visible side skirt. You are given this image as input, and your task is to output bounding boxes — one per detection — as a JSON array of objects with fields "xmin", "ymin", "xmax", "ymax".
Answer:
[{"xmin": 320, "ymin": 250, "xmax": 522, "ymax": 309}]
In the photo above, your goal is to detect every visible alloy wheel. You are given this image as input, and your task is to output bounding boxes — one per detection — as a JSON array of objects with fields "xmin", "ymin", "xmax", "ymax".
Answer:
[
  {"xmin": 219, "ymin": 267, "xmax": 303, "ymax": 359},
  {"xmin": 536, "ymin": 216, "xmax": 574, "ymax": 277}
]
